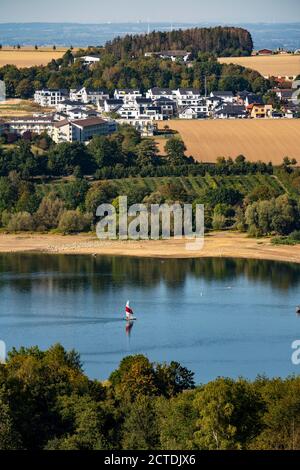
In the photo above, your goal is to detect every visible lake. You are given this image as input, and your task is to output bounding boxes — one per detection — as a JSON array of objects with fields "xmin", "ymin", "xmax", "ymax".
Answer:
[{"xmin": 0, "ymin": 254, "xmax": 300, "ymax": 383}]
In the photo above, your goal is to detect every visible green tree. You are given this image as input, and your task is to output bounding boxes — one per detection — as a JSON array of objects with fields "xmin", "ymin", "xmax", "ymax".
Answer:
[
  {"xmin": 165, "ymin": 138, "xmax": 187, "ymax": 165},
  {"xmin": 193, "ymin": 378, "xmax": 264, "ymax": 450},
  {"xmin": 122, "ymin": 395, "xmax": 160, "ymax": 450}
]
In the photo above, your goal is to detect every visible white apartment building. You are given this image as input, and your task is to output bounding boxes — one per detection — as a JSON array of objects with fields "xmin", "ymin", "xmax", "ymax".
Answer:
[
  {"xmin": 114, "ymin": 89, "xmax": 143, "ymax": 103},
  {"xmin": 69, "ymin": 87, "xmax": 110, "ymax": 105},
  {"xmin": 174, "ymin": 88, "xmax": 202, "ymax": 107},
  {"xmin": 8, "ymin": 115, "xmax": 55, "ymax": 135},
  {"xmin": 34, "ymin": 89, "xmax": 68, "ymax": 107},
  {"xmin": 53, "ymin": 117, "xmax": 117, "ymax": 144}
]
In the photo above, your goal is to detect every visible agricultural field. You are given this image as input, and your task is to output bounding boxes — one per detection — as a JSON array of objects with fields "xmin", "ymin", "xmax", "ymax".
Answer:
[
  {"xmin": 157, "ymin": 120, "xmax": 300, "ymax": 165},
  {"xmin": 0, "ymin": 99, "xmax": 51, "ymax": 117},
  {"xmin": 93, "ymin": 174, "xmax": 284, "ymax": 198},
  {"xmin": 0, "ymin": 47, "xmax": 70, "ymax": 67},
  {"xmin": 218, "ymin": 54, "xmax": 300, "ymax": 78}
]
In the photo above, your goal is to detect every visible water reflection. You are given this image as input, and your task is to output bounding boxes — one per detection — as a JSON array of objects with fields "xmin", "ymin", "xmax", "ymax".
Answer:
[{"xmin": 0, "ymin": 254, "xmax": 300, "ymax": 293}]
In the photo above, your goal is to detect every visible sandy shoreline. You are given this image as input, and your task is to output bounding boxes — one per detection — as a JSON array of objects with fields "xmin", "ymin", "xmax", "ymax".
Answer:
[{"xmin": 0, "ymin": 232, "xmax": 299, "ymax": 263}]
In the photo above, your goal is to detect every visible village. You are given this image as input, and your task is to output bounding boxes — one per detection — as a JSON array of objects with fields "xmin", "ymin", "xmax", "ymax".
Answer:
[{"xmin": 0, "ymin": 78, "xmax": 299, "ymax": 144}]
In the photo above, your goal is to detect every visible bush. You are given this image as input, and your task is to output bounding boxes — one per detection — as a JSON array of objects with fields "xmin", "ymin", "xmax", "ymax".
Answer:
[
  {"xmin": 58, "ymin": 210, "xmax": 92, "ymax": 234},
  {"xmin": 35, "ymin": 196, "xmax": 65, "ymax": 231},
  {"xmin": 212, "ymin": 213, "xmax": 227, "ymax": 230},
  {"xmin": 6, "ymin": 212, "xmax": 35, "ymax": 232}
]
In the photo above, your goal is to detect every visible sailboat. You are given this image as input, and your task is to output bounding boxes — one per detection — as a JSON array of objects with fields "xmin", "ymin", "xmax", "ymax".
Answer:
[{"xmin": 125, "ymin": 301, "xmax": 137, "ymax": 321}]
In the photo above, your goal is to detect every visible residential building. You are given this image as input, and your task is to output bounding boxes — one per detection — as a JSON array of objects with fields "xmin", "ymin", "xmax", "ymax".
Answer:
[
  {"xmin": 273, "ymin": 88, "xmax": 294, "ymax": 102},
  {"xmin": 53, "ymin": 117, "xmax": 116, "ymax": 143},
  {"xmin": 145, "ymin": 51, "xmax": 191, "ymax": 62},
  {"xmin": 146, "ymin": 88, "xmax": 175, "ymax": 101},
  {"xmin": 178, "ymin": 102, "xmax": 209, "ymax": 119},
  {"xmin": 52, "ymin": 120, "xmax": 72, "ymax": 143},
  {"xmin": 56, "ymin": 100, "xmax": 88, "ymax": 113},
  {"xmin": 153, "ymin": 97, "xmax": 177, "ymax": 117},
  {"xmin": 250, "ymin": 104, "xmax": 273, "ymax": 119},
  {"xmin": 71, "ymin": 117, "xmax": 116, "ymax": 143},
  {"xmin": 70, "ymin": 87, "xmax": 110, "ymax": 104},
  {"xmin": 8, "ymin": 115, "xmax": 55, "ymax": 135},
  {"xmin": 214, "ymin": 104, "xmax": 247, "ymax": 119},
  {"xmin": 237, "ymin": 91, "xmax": 263, "ymax": 106},
  {"xmin": 74, "ymin": 55, "xmax": 101, "ymax": 66},
  {"xmin": 257, "ymin": 49, "xmax": 273, "ymax": 55},
  {"xmin": 173, "ymin": 88, "xmax": 202, "ymax": 106},
  {"xmin": 114, "ymin": 89, "xmax": 143, "ymax": 103},
  {"xmin": 210, "ymin": 91, "xmax": 234, "ymax": 103},
  {"xmin": 104, "ymin": 99, "xmax": 124, "ymax": 114},
  {"xmin": 34, "ymin": 89, "xmax": 68, "ymax": 107}
]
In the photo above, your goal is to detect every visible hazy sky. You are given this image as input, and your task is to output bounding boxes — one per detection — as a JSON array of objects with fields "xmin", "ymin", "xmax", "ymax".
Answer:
[{"xmin": 1, "ymin": 0, "xmax": 300, "ymax": 23}]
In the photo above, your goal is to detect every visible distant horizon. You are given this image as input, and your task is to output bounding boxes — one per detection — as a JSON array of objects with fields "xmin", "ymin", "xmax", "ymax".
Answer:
[{"xmin": 0, "ymin": 21, "xmax": 299, "ymax": 25}]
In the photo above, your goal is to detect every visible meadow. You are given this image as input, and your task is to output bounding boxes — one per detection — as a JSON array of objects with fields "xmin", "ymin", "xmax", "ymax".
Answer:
[
  {"xmin": 158, "ymin": 120, "xmax": 300, "ymax": 164},
  {"xmin": 218, "ymin": 54, "xmax": 300, "ymax": 78}
]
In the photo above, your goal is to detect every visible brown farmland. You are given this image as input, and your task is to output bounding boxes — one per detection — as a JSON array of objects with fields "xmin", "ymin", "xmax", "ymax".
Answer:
[
  {"xmin": 158, "ymin": 120, "xmax": 300, "ymax": 164},
  {"xmin": 0, "ymin": 48, "xmax": 70, "ymax": 67},
  {"xmin": 218, "ymin": 55, "xmax": 300, "ymax": 78}
]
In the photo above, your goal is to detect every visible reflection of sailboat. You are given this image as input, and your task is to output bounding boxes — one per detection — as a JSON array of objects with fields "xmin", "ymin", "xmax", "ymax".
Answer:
[
  {"xmin": 125, "ymin": 301, "xmax": 137, "ymax": 321},
  {"xmin": 126, "ymin": 321, "xmax": 134, "ymax": 337}
]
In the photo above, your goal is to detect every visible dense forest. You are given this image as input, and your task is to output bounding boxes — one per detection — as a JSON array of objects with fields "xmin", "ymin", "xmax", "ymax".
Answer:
[
  {"xmin": 104, "ymin": 27, "xmax": 254, "ymax": 58},
  {"xmin": 0, "ymin": 344, "xmax": 300, "ymax": 450}
]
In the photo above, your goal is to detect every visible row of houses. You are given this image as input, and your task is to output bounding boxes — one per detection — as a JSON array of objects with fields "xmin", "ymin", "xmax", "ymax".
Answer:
[{"xmin": 1, "ymin": 114, "xmax": 117, "ymax": 144}]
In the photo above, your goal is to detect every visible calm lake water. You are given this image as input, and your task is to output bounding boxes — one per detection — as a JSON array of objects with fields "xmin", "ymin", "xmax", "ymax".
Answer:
[{"xmin": 0, "ymin": 254, "xmax": 300, "ymax": 383}]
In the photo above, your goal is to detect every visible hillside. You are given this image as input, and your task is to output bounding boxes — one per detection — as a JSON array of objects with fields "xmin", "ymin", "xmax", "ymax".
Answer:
[{"xmin": 104, "ymin": 26, "xmax": 253, "ymax": 58}]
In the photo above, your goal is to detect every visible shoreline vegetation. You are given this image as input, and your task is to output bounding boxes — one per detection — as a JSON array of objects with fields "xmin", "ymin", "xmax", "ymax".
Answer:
[{"xmin": 1, "ymin": 231, "xmax": 300, "ymax": 264}]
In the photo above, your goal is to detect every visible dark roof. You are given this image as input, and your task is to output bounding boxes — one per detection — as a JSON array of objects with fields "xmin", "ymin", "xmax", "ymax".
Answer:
[
  {"xmin": 149, "ymin": 87, "xmax": 173, "ymax": 95},
  {"xmin": 71, "ymin": 117, "xmax": 107, "ymax": 128},
  {"xmin": 215, "ymin": 104, "xmax": 246, "ymax": 115},
  {"xmin": 54, "ymin": 119, "xmax": 70, "ymax": 128},
  {"xmin": 246, "ymin": 94, "xmax": 263, "ymax": 105},
  {"xmin": 136, "ymin": 98, "xmax": 152, "ymax": 104},
  {"xmin": 106, "ymin": 99, "xmax": 124, "ymax": 105},
  {"xmin": 153, "ymin": 97, "xmax": 175, "ymax": 104},
  {"xmin": 61, "ymin": 99, "xmax": 86, "ymax": 106},
  {"xmin": 212, "ymin": 91, "xmax": 234, "ymax": 97}
]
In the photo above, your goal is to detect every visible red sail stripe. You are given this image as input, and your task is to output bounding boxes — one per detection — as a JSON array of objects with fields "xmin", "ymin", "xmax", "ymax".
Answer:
[{"xmin": 126, "ymin": 306, "xmax": 133, "ymax": 314}]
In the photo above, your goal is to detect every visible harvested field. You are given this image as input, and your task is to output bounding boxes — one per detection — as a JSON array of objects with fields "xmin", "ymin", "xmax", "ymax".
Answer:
[
  {"xmin": 0, "ymin": 48, "xmax": 70, "ymax": 67},
  {"xmin": 158, "ymin": 120, "xmax": 300, "ymax": 164},
  {"xmin": 0, "ymin": 99, "xmax": 51, "ymax": 117},
  {"xmin": 218, "ymin": 55, "xmax": 300, "ymax": 78}
]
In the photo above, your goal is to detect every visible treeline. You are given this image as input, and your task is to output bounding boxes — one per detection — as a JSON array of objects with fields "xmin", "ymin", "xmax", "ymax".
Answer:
[
  {"xmin": 0, "ymin": 51, "xmax": 270, "ymax": 100},
  {"xmin": 1, "ymin": 345, "xmax": 300, "ymax": 450},
  {"xmin": 0, "ymin": 126, "xmax": 273, "ymax": 180},
  {"xmin": 104, "ymin": 27, "xmax": 254, "ymax": 59}
]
